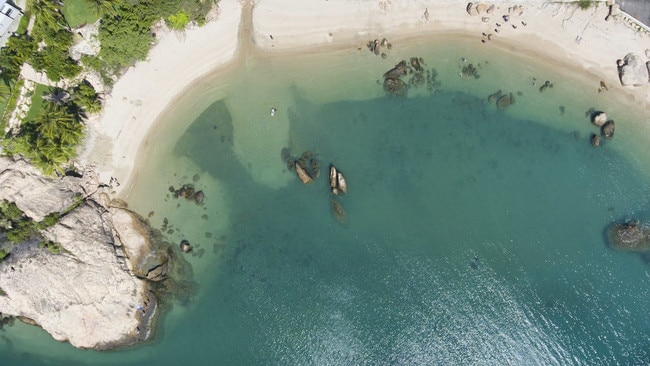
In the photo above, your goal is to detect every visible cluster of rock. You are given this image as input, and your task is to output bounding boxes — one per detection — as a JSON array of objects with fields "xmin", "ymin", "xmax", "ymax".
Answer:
[
  {"xmin": 588, "ymin": 110, "xmax": 615, "ymax": 147},
  {"xmin": 329, "ymin": 165, "xmax": 347, "ymax": 223},
  {"xmin": 606, "ymin": 220, "xmax": 650, "ymax": 253},
  {"xmin": 460, "ymin": 63, "xmax": 480, "ymax": 79},
  {"xmin": 282, "ymin": 148, "xmax": 348, "ymax": 222},
  {"xmin": 0, "ymin": 156, "xmax": 170, "ymax": 349},
  {"xmin": 617, "ymin": 53, "xmax": 650, "ymax": 87},
  {"xmin": 366, "ymin": 38, "xmax": 392, "ymax": 58},
  {"xmin": 467, "ymin": 2, "xmax": 526, "ymax": 44},
  {"xmin": 0, "ymin": 312, "xmax": 15, "ymax": 329},
  {"xmin": 488, "ymin": 89, "xmax": 515, "ymax": 110},
  {"xmin": 169, "ymin": 184, "xmax": 205, "ymax": 205},
  {"xmin": 382, "ymin": 57, "xmax": 441, "ymax": 97},
  {"xmin": 282, "ymin": 149, "xmax": 321, "ymax": 184},
  {"xmin": 466, "ymin": 2, "xmax": 497, "ymax": 22},
  {"xmin": 538, "ymin": 80, "xmax": 554, "ymax": 92}
]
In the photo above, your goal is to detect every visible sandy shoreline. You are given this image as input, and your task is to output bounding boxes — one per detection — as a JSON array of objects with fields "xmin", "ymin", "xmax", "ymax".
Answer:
[{"xmin": 86, "ymin": 0, "xmax": 650, "ymax": 197}]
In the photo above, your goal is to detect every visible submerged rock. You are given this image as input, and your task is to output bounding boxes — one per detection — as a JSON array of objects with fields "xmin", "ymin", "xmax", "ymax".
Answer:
[
  {"xmin": 488, "ymin": 89, "xmax": 503, "ymax": 104},
  {"xmin": 384, "ymin": 60, "xmax": 408, "ymax": 79},
  {"xmin": 607, "ymin": 221, "xmax": 650, "ymax": 252},
  {"xmin": 383, "ymin": 76, "xmax": 407, "ymax": 97},
  {"xmin": 331, "ymin": 198, "xmax": 347, "ymax": 223},
  {"xmin": 591, "ymin": 134, "xmax": 600, "ymax": 147},
  {"xmin": 496, "ymin": 93, "xmax": 515, "ymax": 110}
]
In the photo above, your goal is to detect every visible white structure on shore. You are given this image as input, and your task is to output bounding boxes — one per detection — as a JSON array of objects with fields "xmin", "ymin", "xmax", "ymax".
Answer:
[{"xmin": 0, "ymin": 0, "xmax": 23, "ymax": 47}]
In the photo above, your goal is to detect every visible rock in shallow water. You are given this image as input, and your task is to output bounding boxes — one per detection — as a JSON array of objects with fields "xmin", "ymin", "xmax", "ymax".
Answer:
[
  {"xmin": 600, "ymin": 120, "xmax": 615, "ymax": 139},
  {"xmin": 607, "ymin": 221, "xmax": 650, "ymax": 252}
]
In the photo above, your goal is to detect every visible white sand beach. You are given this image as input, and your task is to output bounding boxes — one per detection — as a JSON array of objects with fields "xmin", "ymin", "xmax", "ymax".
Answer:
[{"xmin": 88, "ymin": 0, "xmax": 650, "ymax": 196}]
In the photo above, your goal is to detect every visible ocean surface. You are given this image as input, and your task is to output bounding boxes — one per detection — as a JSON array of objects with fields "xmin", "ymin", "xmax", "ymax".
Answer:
[{"xmin": 2, "ymin": 37, "xmax": 650, "ymax": 365}]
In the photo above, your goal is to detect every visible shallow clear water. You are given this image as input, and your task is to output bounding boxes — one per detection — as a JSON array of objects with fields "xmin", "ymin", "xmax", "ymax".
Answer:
[{"xmin": 2, "ymin": 37, "xmax": 650, "ymax": 365}]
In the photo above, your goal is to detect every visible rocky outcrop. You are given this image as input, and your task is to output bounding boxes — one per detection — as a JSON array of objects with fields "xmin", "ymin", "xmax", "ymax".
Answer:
[
  {"xmin": 0, "ymin": 199, "xmax": 157, "ymax": 350},
  {"xmin": 109, "ymin": 206, "xmax": 169, "ymax": 282},
  {"xmin": 0, "ymin": 157, "xmax": 98, "ymax": 221},
  {"xmin": 0, "ymin": 156, "xmax": 166, "ymax": 350},
  {"xmin": 496, "ymin": 93, "xmax": 515, "ymax": 110},
  {"xmin": 592, "ymin": 112, "xmax": 607, "ymax": 127},
  {"xmin": 607, "ymin": 221, "xmax": 650, "ymax": 252},
  {"xmin": 169, "ymin": 184, "xmax": 205, "ymax": 205},
  {"xmin": 382, "ymin": 57, "xmax": 440, "ymax": 97},
  {"xmin": 601, "ymin": 120, "xmax": 615, "ymax": 139},
  {"xmin": 617, "ymin": 53, "xmax": 650, "ymax": 87},
  {"xmin": 295, "ymin": 161, "xmax": 313, "ymax": 184}
]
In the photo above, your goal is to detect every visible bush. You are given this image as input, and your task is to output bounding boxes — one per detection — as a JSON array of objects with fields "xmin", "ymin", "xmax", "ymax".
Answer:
[
  {"xmin": 0, "ymin": 249, "xmax": 8, "ymax": 261},
  {"xmin": 39, "ymin": 240, "xmax": 62, "ymax": 254},
  {"xmin": 167, "ymin": 10, "xmax": 190, "ymax": 30},
  {"xmin": 577, "ymin": 0, "xmax": 593, "ymax": 10}
]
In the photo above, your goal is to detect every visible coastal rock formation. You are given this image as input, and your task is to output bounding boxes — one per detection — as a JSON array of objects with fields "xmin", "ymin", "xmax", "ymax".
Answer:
[
  {"xmin": 366, "ymin": 38, "xmax": 391, "ymax": 56},
  {"xmin": 329, "ymin": 165, "xmax": 347, "ymax": 195},
  {"xmin": 460, "ymin": 63, "xmax": 480, "ymax": 79},
  {"xmin": 591, "ymin": 134, "xmax": 600, "ymax": 147},
  {"xmin": 0, "ymin": 157, "xmax": 97, "ymax": 221},
  {"xmin": 382, "ymin": 57, "xmax": 440, "ymax": 96},
  {"xmin": 0, "ymin": 199, "xmax": 157, "ymax": 349},
  {"xmin": 591, "ymin": 112, "xmax": 607, "ymax": 127},
  {"xmin": 600, "ymin": 120, "xmax": 615, "ymax": 139},
  {"xmin": 169, "ymin": 184, "xmax": 205, "ymax": 205},
  {"xmin": 617, "ymin": 53, "xmax": 649, "ymax": 87},
  {"xmin": 496, "ymin": 93, "xmax": 515, "ymax": 110},
  {"xmin": 282, "ymin": 149, "xmax": 320, "ymax": 183},
  {"xmin": 607, "ymin": 221, "xmax": 650, "ymax": 252},
  {"xmin": 0, "ymin": 157, "xmax": 168, "ymax": 349},
  {"xmin": 108, "ymin": 206, "xmax": 169, "ymax": 281},
  {"xmin": 294, "ymin": 161, "xmax": 313, "ymax": 184}
]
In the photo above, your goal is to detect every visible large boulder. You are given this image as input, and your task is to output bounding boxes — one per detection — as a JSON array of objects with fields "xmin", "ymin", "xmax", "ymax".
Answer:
[
  {"xmin": 600, "ymin": 120, "xmax": 615, "ymax": 139},
  {"xmin": 496, "ymin": 93, "xmax": 515, "ymax": 110},
  {"xmin": 109, "ymin": 206, "xmax": 168, "ymax": 281},
  {"xmin": 617, "ymin": 53, "xmax": 649, "ymax": 87},
  {"xmin": 591, "ymin": 112, "xmax": 607, "ymax": 127},
  {"xmin": 607, "ymin": 221, "xmax": 650, "ymax": 252},
  {"xmin": 0, "ymin": 157, "xmax": 98, "ymax": 221},
  {"xmin": 0, "ymin": 200, "xmax": 155, "ymax": 349}
]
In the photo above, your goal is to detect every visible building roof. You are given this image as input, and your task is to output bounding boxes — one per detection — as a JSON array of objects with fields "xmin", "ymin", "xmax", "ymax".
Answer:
[{"xmin": 0, "ymin": 0, "xmax": 22, "ymax": 47}]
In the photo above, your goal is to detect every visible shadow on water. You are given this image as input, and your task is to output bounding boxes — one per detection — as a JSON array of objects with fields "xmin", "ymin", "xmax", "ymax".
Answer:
[{"xmin": 162, "ymin": 89, "xmax": 650, "ymax": 364}]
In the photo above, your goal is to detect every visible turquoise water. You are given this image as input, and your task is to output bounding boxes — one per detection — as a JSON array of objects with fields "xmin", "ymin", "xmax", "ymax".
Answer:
[{"xmin": 3, "ymin": 38, "xmax": 650, "ymax": 364}]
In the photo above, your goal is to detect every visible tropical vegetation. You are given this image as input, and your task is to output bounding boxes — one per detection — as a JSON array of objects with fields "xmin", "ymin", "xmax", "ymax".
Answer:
[{"xmin": 0, "ymin": 0, "xmax": 218, "ymax": 176}]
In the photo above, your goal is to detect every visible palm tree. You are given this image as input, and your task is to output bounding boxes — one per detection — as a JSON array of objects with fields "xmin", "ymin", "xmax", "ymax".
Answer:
[
  {"xmin": 83, "ymin": 0, "xmax": 119, "ymax": 18},
  {"xmin": 28, "ymin": 0, "xmax": 68, "ymax": 31},
  {"xmin": 0, "ymin": 84, "xmax": 10, "ymax": 102}
]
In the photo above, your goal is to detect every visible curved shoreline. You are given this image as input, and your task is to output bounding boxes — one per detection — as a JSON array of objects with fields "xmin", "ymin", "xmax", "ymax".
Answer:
[{"xmin": 86, "ymin": 0, "xmax": 650, "ymax": 199}]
